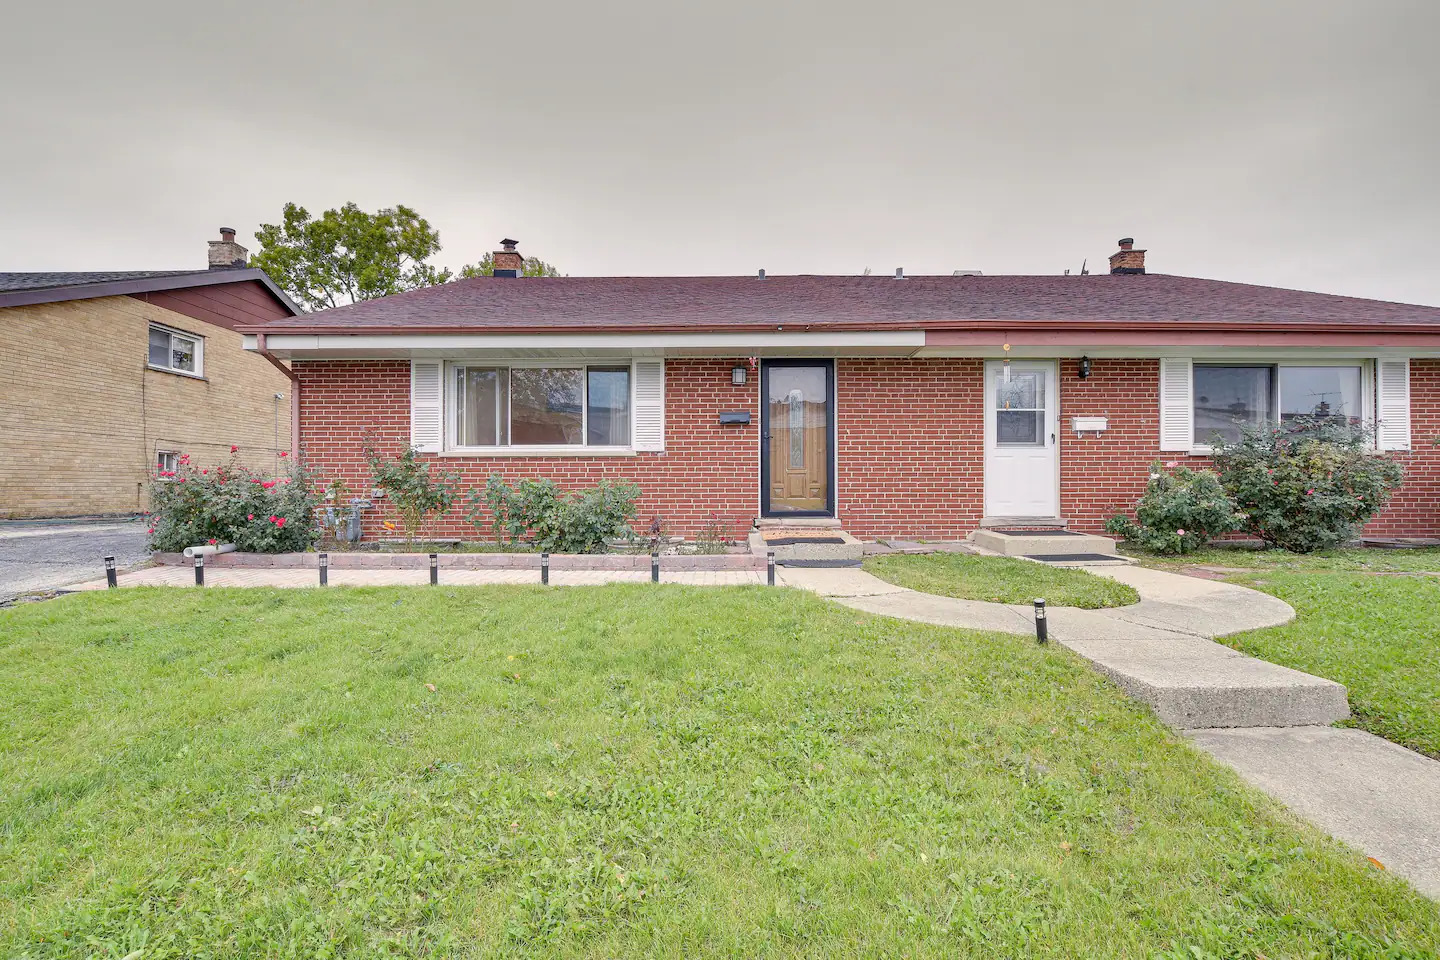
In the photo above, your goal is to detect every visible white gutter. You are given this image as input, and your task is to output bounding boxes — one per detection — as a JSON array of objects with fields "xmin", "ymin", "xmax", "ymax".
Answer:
[{"xmin": 245, "ymin": 330, "xmax": 927, "ymax": 359}]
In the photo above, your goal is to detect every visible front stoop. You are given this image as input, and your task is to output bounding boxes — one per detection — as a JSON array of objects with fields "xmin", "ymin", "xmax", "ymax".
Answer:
[
  {"xmin": 970, "ymin": 527, "xmax": 1119, "ymax": 558},
  {"xmin": 748, "ymin": 527, "xmax": 864, "ymax": 565}
]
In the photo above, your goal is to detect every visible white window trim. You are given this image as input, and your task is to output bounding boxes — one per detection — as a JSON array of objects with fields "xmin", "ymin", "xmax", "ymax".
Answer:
[
  {"xmin": 443, "ymin": 359, "xmax": 639, "ymax": 456},
  {"xmin": 155, "ymin": 450, "xmax": 179, "ymax": 476},
  {"xmin": 148, "ymin": 323, "xmax": 204, "ymax": 378},
  {"xmin": 1188, "ymin": 359, "xmax": 1374, "ymax": 455}
]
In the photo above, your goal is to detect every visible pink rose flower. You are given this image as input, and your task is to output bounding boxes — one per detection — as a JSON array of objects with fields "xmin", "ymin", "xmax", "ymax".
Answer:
[
  {"xmin": 268, "ymin": 515, "xmax": 278, "ymax": 523},
  {"xmin": 208, "ymin": 538, "xmax": 217, "ymax": 545},
  {"xmin": 279, "ymin": 450, "xmax": 289, "ymax": 458},
  {"xmin": 1176, "ymin": 529, "xmax": 1186, "ymax": 536},
  {"xmin": 275, "ymin": 517, "xmax": 287, "ymax": 529},
  {"xmin": 247, "ymin": 513, "xmax": 254, "ymax": 520},
  {"xmin": 230, "ymin": 445, "xmax": 238, "ymax": 453}
]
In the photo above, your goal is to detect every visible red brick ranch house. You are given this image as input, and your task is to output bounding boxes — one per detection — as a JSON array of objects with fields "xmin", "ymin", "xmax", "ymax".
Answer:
[{"xmin": 238, "ymin": 239, "xmax": 1440, "ymax": 542}]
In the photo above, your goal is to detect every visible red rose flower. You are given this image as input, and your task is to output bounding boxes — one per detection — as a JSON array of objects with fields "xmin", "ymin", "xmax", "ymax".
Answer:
[
  {"xmin": 247, "ymin": 513, "xmax": 254, "ymax": 520},
  {"xmin": 268, "ymin": 515, "xmax": 278, "ymax": 523},
  {"xmin": 279, "ymin": 450, "xmax": 289, "ymax": 458},
  {"xmin": 208, "ymin": 538, "xmax": 217, "ymax": 545},
  {"xmin": 275, "ymin": 517, "xmax": 287, "ymax": 529},
  {"xmin": 230, "ymin": 445, "xmax": 238, "ymax": 453}
]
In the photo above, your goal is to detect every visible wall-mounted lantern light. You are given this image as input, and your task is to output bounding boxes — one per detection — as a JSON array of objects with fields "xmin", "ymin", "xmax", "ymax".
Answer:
[
  {"xmin": 1078, "ymin": 356, "xmax": 1092, "ymax": 379},
  {"xmin": 732, "ymin": 364, "xmax": 749, "ymax": 385}
]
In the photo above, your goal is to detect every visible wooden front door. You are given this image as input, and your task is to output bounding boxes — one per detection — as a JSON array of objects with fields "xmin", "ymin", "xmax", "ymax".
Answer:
[{"xmin": 761, "ymin": 361, "xmax": 834, "ymax": 517}]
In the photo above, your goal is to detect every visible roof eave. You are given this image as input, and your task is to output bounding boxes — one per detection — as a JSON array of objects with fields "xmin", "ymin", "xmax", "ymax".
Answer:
[
  {"xmin": 0, "ymin": 268, "xmax": 303, "ymax": 316},
  {"xmin": 233, "ymin": 318, "xmax": 1440, "ymax": 337}
]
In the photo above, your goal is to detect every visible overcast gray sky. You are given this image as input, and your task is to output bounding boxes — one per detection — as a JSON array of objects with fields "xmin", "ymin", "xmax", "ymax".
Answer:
[{"xmin": 3, "ymin": 0, "xmax": 1438, "ymax": 303}]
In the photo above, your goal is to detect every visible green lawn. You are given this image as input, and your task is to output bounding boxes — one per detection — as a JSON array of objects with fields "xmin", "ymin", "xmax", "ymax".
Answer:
[
  {"xmin": 3, "ymin": 587, "xmax": 1438, "ymax": 958},
  {"xmin": 1220, "ymin": 570, "xmax": 1440, "ymax": 759},
  {"xmin": 1121, "ymin": 544, "xmax": 1440, "ymax": 573},
  {"xmin": 863, "ymin": 552, "xmax": 1139, "ymax": 609}
]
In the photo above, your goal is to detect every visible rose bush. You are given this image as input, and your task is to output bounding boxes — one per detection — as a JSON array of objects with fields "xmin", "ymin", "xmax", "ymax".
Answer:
[
  {"xmin": 1211, "ymin": 418, "xmax": 1404, "ymax": 553},
  {"xmin": 147, "ymin": 449, "xmax": 322, "ymax": 553},
  {"xmin": 1106, "ymin": 460, "xmax": 1241, "ymax": 554}
]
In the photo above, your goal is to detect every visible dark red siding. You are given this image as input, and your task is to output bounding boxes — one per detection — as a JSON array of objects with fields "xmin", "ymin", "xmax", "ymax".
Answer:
[{"xmin": 133, "ymin": 279, "xmax": 292, "ymax": 332}]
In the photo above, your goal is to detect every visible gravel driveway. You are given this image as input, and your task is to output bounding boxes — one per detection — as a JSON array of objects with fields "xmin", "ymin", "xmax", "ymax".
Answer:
[{"xmin": 0, "ymin": 519, "xmax": 151, "ymax": 602}]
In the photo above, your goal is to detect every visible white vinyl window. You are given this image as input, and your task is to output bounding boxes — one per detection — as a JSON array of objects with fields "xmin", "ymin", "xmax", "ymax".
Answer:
[
  {"xmin": 156, "ymin": 451, "xmax": 178, "ymax": 474},
  {"xmin": 1191, "ymin": 361, "xmax": 1369, "ymax": 449},
  {"xmin": 148, "ymin": 325, "xmax": 202, "ymax": 376},
  {"xmin": 447, "ymin": 362, "xmax": 633, "ymax": 451}
]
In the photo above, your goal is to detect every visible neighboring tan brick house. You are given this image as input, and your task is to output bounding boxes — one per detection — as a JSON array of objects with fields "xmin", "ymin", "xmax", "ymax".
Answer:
[
  {"xmin": 0, "ymin": 229, "xmax": 303, "ymax": 518},
  {"xmin": 237, "ymin": 238, "xmax": 1440, "ymax": 540}
]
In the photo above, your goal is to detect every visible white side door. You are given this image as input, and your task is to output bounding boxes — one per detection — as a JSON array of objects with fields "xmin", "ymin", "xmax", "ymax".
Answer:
[{"xmin": 983, "ymin": 360, "xmax": 1059, "ymax": 519}]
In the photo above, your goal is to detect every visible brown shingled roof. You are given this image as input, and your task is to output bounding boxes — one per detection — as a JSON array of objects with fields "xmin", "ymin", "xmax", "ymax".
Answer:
[{"xmin": 238, "ymin": 273, "xmax": 1440, "ymax": 335}]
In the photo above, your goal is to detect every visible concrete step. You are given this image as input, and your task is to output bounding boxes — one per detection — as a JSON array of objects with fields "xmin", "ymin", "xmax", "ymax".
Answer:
[
  {"xmin": 748, "ymin": 529, "xmax": 863, "ymax": 564},
  {"xmin": 755, "ymin": 517, "xmax": 843, "ymax": 529},
  {"xmin": 971, "ymin": 528, "xmax": 1118, "ymax": 557},
  {"xmin": 1058, "ymin": 632, "xmax": 1350, "ymax": 730}
]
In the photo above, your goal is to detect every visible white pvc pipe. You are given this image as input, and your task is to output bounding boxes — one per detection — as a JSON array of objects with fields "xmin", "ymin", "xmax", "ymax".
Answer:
[{"xmin": 182, "ymin": 543, "xmax": 238, "ymax": 559}]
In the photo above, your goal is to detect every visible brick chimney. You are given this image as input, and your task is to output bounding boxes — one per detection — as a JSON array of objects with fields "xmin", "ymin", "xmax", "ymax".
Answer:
[
  {"xmin": 208, "ymin": 227, "xmax": 248, "ymax": 270},
  {"xmin": 492, "ymin": 238, "xmax": 522, "ymax": 277},
  {"xmin": 1108, "ymin": 237, "xmax": 1146, "ymax": 275}
]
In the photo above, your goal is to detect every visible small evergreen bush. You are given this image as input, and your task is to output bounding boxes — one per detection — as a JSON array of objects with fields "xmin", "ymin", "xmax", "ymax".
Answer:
[
  {"xmin": 147, "ymin": 448, "xmax": 322, "ymax": 553},
  {"xmin": 1211, "ymin": 418, "xmax": 1404, "ymax": 553},
  {"xmin": 469, "ymin": 475, "xmax": 640, "ymax": 553},
  {"xmin": 1106, "ymin": 460, "xmax": 1240, "ymax": 554}
]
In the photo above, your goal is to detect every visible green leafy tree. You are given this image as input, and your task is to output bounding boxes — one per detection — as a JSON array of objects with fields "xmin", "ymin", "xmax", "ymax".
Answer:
[
  {"xmin": 457, "ymin": 253, "xmax": 563, "ymax": 278},
  {"xmin": 252, "ymin": 202, "xmax": 454, "ymax": 311}
]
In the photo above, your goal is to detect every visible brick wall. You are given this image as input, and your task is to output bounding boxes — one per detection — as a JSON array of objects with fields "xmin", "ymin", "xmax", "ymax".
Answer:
[
  {"xmin": 1056, "ymin": 357, "xmax": 1440, "ymax": 537},
  {"xmin": 836, "ymin": 358, "xmax": 984, "ymax": 537},
  {"xmin": 0, "ymin": 295, "xmax": 293, "ymax": 518},
  {"xmin": 1367, "ymin": 359, "xmax": 1440, "ymax": 536},
  {"xmin": 295, "ymin": 359, "xmax": 760, "ymax": 540},
  {"xmin": 294, "ymin": 355, "xmax": 1440, "ymax": 540}
]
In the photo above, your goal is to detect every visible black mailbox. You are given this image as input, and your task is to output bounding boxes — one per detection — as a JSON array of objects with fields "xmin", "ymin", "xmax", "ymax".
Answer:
[{"xmin": 718, "ymin": 411, "xmax": 752, "ymax": 425}]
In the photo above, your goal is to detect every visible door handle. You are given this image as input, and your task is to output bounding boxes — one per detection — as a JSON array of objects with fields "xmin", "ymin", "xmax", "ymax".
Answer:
[{"xmin": 1050, "ymin": 432, "xmax": 1057, "ymax": 444}]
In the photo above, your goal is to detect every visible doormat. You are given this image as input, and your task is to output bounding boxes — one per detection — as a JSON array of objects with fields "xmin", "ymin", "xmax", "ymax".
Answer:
[
  {"xmin": 765, "ymin": 536, "xmax": 846, "ymax": 546},
  {"xmin": 991, "ymin": 528, "xmax": 1082, "ymax": 536},
  {"xmin": 1024, "ymin": 553, "xmax": 1124, "ymax": 563}
]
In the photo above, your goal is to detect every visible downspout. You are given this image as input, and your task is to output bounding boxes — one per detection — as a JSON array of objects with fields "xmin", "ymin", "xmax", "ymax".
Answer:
[{"xmin": 255, "ymin": 333, "xmax": 301, "ymax": 457}]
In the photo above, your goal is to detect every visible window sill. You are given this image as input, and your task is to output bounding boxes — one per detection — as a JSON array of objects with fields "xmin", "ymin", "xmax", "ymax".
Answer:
[
  {"xmin": 147, "ymin": 364, "xmax": 206, "ymax": 381},
  {"xmin": 439, "ymin": 445, "xmax": 638, "ymax": 458}
]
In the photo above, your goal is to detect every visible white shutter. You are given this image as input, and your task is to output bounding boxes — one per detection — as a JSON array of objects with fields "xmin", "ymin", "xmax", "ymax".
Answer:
[
  {"xmin": 410, "ymin": 360, "xmax": 444, "ymax": 452},
  {"xmin": 632, "ymin": 360, "xmax": 665, "ymax": 451},
  {"xmin": 1158, "ymin": 358, "xmax": 1194, "ymax": 451},
  {"xmin": 1376, "ymin": 359, "xmax": 1411, "ymax": 451}
]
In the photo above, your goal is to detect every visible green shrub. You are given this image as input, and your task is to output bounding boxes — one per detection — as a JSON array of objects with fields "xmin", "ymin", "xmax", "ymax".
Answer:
[
  {"xmin": 1107, "ymin": 460, "xmax": 1241, "ymax": 554},
  {"xmin": 469, "ymin": 474, "xmax": 640, "ymax": 553},
  {"xmin": 1211, "ymin": 418, "xmax": 1404, "ymax": 553},
  {"xmin": 147, "ymin": 449, "xmax": 322, "ymax": 553},
  {"xmin": 365, "ymin": 444, "xmax": 460, "ymax": 544}
]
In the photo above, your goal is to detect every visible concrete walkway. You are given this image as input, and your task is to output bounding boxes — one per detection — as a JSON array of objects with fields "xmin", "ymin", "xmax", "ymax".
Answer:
[
  {"xmin": 778, "ymin": 563, "xmax": 1440, "ymax": 898},
  {"xmin": 55, "ymin": 556, "xmax": 1440, "ymax": 897},
  {"xmin": 777, "ymin": 564, "xmax": 1347, "ymax": 730}
]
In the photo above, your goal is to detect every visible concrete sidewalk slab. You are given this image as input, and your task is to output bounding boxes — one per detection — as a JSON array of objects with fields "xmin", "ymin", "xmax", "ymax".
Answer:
[
  {"xmin": 838, "ymin": 591, "xmax": 1034, "ymax": 633},
  {"xmin": 1192, "ymin": 726, "xmax": 1440, "ymax": 899}
]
